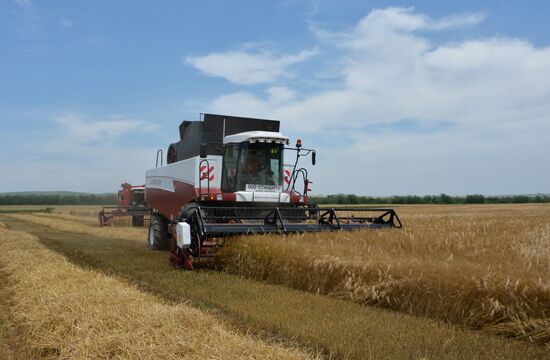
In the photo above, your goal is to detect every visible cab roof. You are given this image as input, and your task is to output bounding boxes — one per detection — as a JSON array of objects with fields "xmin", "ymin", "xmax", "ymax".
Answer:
[{"xmin": 223, "ymin": 131, "xmax": 289, "ymax": 145}]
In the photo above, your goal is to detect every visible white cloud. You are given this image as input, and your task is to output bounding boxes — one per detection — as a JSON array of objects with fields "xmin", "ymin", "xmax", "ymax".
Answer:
[
  {"xmin": 267, "ymin": 86, "xmax": 296, "ymax": 104},
  {"xmin": 11, "ymin": 0, "xmax": 40, "ymax": 33},
  {"xmin": 354, "ymin": 7, "xmax": 484, "ymax": 33},
  {"xmin": 310, "ymin": 8, "xmax": 484, "ymax": 48},
  {"xmin": 0, "ymin": 147, "xmax": 157, "ymax": 193},
  {"xmin": 184, "ymin": 49, "xmax": 317, "ymax": 85},
  {"xmin": 53, "ymin": 113, "xmax": 157, "ymax": 144},
  {"xmin": 201, "ymin": 7, "xmax": 550, "ymax": 194},
  {"xmin": 13, "ymin": 0, "xmax": 32, "ymax": 8},
  {"xmin": 427, "ymin": 12, "xmax": 486, "ymax": 30},
  {"xmin": 207, "ymin": 7, "xmax": 550, "ymax": 132},
  {"xmin": 60, "ymin": 19, "xmax": 73, "ymax": 28},
  {"xmin": 0, "ymin": 113, "xmax": 161, "ymax": 193}
]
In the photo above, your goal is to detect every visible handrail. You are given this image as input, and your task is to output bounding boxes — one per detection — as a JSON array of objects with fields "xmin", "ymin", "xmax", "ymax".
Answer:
[
  {"xmin": 155, "ymin": 149, "xmax": 163, "ymax": 167},
  {"xmin": 198, "ymin": 159, "xmax": 211, "ymax": 197}
]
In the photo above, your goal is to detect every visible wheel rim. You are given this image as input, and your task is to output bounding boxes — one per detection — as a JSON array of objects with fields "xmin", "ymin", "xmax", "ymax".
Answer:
[{"xmin": 149, "ymin": 227, "xmax": 155, "ymax": 246}]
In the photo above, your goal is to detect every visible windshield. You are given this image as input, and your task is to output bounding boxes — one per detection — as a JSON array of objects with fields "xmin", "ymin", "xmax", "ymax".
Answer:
[{"xmin": 222, "ymin": 142, "xmax": 283, "ymax": 192}]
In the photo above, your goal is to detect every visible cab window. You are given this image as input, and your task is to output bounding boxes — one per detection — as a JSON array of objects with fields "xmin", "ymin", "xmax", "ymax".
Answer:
[{"xmin": 221, "ymin": 144, "xmax": 239, "ymax": 192}]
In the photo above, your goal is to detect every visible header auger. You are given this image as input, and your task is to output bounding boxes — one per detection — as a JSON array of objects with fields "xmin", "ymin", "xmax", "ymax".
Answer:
[{"xmin": 144, "ymin": 113, "xmax": 402, "ymax": 269}]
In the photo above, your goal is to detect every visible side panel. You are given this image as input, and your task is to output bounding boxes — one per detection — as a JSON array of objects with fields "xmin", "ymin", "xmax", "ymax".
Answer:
[
  {"xmin": 146, "ymin": 157, "xmax": 197, "ymax": 187},
  {"xmin": 146, "ymin": 157, "xmax": 197, "ymax": 219},
  {"xmin": 146, "ymin": 180, "xmax": 197, "ymax": 219},
  {"xmin": 197, "ymin": 155, "xmax": 222, "ymax": 196},
  {"xmin": 145, "ymin": 156, "xmax": 223, "ymax": 218}
]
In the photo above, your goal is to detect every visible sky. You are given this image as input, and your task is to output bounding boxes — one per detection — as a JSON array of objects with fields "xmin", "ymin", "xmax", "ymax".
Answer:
[{"xmin": 1, "ymin": 0, "xmax": 549, "ymax": 196}]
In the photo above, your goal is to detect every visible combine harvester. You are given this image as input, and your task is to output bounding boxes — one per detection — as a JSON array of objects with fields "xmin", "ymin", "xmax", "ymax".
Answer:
[
  {"xmin": 145, "ymin": 114, "xmax": 401, "ymax": 269},
  {"xmin": 98, "ymin": 183, "xmax": 151, "ymax": 227}
]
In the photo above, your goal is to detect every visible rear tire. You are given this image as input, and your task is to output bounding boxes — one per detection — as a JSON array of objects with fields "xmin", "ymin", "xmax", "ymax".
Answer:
[{"xmin": 148, "ymin": 213, "xmax": 170, "ymax": 250}]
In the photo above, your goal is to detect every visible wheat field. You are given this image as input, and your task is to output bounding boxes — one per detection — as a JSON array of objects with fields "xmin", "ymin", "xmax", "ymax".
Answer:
[
  {"xmin": 1, "ymin": 204, "xmax": 549, "ymax": 358},
  {"xmin": 218, "ymin": 204, "xmax": 550, "ymax": 344}
]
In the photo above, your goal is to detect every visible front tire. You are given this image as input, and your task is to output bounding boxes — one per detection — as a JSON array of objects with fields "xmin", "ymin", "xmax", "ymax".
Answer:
[
  {"xmin": 179, "ymin": 203, "xmax": 199, "ymax": 221},
  {"xmin": 148, "ymin": 213, "xmax": 170, "ymax": 250}
]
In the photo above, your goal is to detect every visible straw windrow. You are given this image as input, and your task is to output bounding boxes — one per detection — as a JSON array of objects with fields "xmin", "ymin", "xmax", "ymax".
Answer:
[
  {"xmin": 8, "ymin": 213, "xmax": 147, "ymax": 242},
  {"xmin": 0, "ymin": 225, "xmax": 313, "ymax": 359}
]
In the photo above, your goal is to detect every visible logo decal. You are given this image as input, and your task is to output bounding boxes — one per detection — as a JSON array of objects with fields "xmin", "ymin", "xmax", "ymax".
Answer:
[
  {"xmin": 284, "ymin": 169, "xmax": 291, "ymax": 184},
  {"xmin": 200, "ymin": 165, "xmax": 215, "ymax": 181}
]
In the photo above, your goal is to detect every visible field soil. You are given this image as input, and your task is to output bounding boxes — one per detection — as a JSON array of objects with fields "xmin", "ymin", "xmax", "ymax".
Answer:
[{"xmin": 1, "ymin": 204, "xmax": 549, "ymax": 359}]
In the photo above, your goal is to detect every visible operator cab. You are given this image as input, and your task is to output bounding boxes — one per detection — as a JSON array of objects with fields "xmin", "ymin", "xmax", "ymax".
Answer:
[
  {"xmin": 221, "ymin": 131, "xmax": 288, "ymax": 193},
  {"xmin": 131, "ymin": 188, "xmax": 146, "ymax": 207},
  {"xmin": 146, "ymin": 114, "xmax": 315, "ymax": 218}
]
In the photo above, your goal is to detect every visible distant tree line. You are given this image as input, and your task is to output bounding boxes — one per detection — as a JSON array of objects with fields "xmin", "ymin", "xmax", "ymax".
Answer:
[
  {"xmin": 1, "ymin": 192, "xmax": 549, "ymax": 206},
  {"xmin": 0, "ymin": 193, "xmax": 117, "ymax": 205},
  {"xmin": 310, "ymin": 194, "xmax": 550, "ymax": 205}
]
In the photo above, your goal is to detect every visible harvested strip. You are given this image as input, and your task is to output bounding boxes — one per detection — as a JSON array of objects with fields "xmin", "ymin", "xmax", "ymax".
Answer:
[
  {"xmin": 0, "ymin": 261, "xmax": 33, "ymax": 360},
  {"xmin": 0, "ymin": 225, "xmax": 313, "ymax": 360},
  {"xmin": 8, "ymin": 213, "xmax": 147, "ymax": 242},
  {"xmin": 38, "ymin": 212, "xmax": 101, "ymax": 226},
  {"xmin": 36, "ymin": 211, "xmax": 147, "ymax": 228}
]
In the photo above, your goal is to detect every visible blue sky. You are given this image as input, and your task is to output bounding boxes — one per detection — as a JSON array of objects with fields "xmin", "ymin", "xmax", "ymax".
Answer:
[{"xmin": 1, "ymin": 0, "xmax": 549, "ymax": 195}]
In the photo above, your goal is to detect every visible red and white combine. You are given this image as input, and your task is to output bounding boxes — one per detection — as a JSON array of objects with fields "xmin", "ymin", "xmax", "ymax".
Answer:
[
  {"xmin": 98, "ymin": 183, "xmax": 150, "ymax": 227},
  {"xmin": 145, "ymin": 114, "xmax": 401, "ymax": 269}
]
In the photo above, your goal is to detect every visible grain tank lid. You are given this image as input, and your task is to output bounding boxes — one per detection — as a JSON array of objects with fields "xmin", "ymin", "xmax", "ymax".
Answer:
[
  {"xmin": 179, "ymin": 120, "xmax": 197, "ymax": 140},
  {"xmin": 223, "ymin": 131, "xmax": 289, "ymax": 144},
  {"xmin": 202, "ymin": 113, "xmax": 280, "ymax": 135},
  {"xmin": 177, "ymin": 113, "xmax": 282, "ymax": 145}
]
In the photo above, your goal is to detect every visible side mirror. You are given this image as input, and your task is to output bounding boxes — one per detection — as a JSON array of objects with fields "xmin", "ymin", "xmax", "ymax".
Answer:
[
  {"xmin": 200, "ymin": 143, "xmax": 208, "ymax": 158},
  {"xmin": 312, "ymin": 151, "xmax": 316, "ymax": 166}
]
